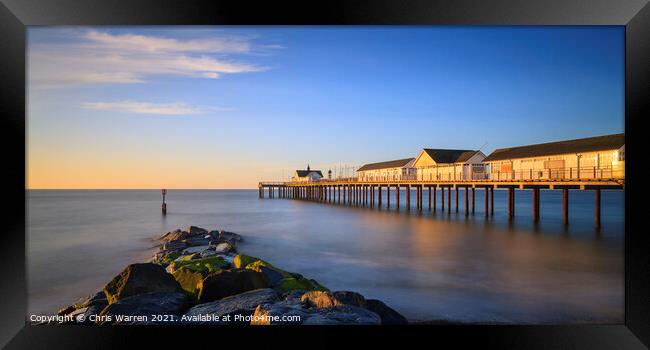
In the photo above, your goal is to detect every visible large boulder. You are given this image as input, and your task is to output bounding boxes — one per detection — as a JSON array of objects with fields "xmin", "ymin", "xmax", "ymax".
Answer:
[
  {"xmin": 332, "ymin": 291, "xmax": 367, "ymax": 308},
  {"xmin": 301, "ymin": 291, "xmax": 342, "ymax": 308},
  {"xmin": 212, "ymin": 242, "xmax": 235, "ymax": 254},
  {"xmin": 198, "ymin": 269, "xmax": 270, "ymax": 303},
  {"xmin": 162, "ymin": 241, "xmax": 187, "ymax": 252},
  {"xmin": 183, "ymin": 238, "xmax": 211, "ymax": 247},
  {"xmin": 184, "ymin": 226, "xmax": 208, "ymax": 236},
  {"xmin": 182, "ymin": 245, "xmax": 213, "ymax": 255},
  {"xmin": 365, "ymin": 299, "xmax": 408, "ymax": 325},
  {"xmin": 184, "ymin": 288, "xmax": 278, "ymax": 324},
  {"xmin": 97, "ymin": 292, "xmax": 189, "ymax": 325},
  {"xmin": 251, "ymin": 302, "xmax": 381, "ymax": 325},
  {"xmin": 258, "ymin": 266, "xmax": 284, "ymax": 286},
  {"xmin": 68, "ymin": 302, "xmax": 109, "ymax": 324},
  {"xmin": 218, "ymin": 231, "xmax": 242, "ymax": 244},
  {"xmin": 251, "ymin": 301, "xmax": 311, "ymax": 325},
  {"xmin": 103, "ymin": 263, "xmax": 182, "ymax": 304},
  {"xmin": 159, "ymin": 229, "xmax": 187, "ymax": 242},
  {"xmin": 301, "ymin": 305, "xmax": 381, "ymax": 325}
]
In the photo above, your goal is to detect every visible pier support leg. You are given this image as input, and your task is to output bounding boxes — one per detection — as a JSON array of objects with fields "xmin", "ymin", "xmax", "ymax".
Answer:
[
  {"xmin": 532, "ymin": 188, "xmax": 540, "ymax": 223},
  {"xmin": 358, "ymin": 185, "xmax": 361, "ymax": 206},
  {"xmin": 406, "ymin": 185, "xmax": 411, "ymax": 211},
  {"xmin": 366, "ymin": 185, "xmax": 369, "ymax": 206},
  {"xmin": 464, "ymin": 187, "xmax": 469, "ymax": 216},
  {"xmin": 447, "ymin": 187, "xmax": 451, "ymax": 213},
  {"xmin": 508, "ymin": 188, "xmax": 515, "ymax": 220},
  {"xmin": 441, "ymin": 187, "xmax": 445, "ymax": 211},
  {"xmin": 428, "ymin": 186, "xmax": 432, "ymax": 211},
  {"xmin": 490, "ymin": 187, "xmax": 494, "ymax": 216},
  {"xmin": 387, "ymin": 186, "xmax": 391, "ymax": 208},
  {"xmin": 378, "ymin": 186, "xmax": 382, "ymax": 208},
  {"xmin": 433, "ymin": 186, "xmax": 437, "ymax": 212},
  {"xmin": 595, "ymin": 189, "xmax": 601, "ymax": 229},
  {"xmin": 346, "ymin": 185, "xmax": 349, "ymax": 205},
  {"xmin": 562, "ymin": 189, "xmax": 569, "ymax": 225},
  {"xmin": 396, "ymin": 185, "xmax": 400, "ymax": 209},
  {"xmin": 471, "ymin": 187, "xmax": 475, "ymax": 214},
  {"xmin": 455, "ymin": 187, "xmax": 459, "ymax": 213},
  {"xmin": 484, "ymin": 187, "xmax": 489, "ymax": 218},
  {"xmin": 421, "ymin": 186, "xmax": 424, "ymax": 211},
  {"xmin": 338, "ymin": 186, "xmax": 341, "ymax": 204}
]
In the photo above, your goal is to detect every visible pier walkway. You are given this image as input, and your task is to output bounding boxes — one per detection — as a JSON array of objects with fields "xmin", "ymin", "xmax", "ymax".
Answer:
[{"xmin": 259, "ymin": 174, "xmax": 623, "ymax": 228}]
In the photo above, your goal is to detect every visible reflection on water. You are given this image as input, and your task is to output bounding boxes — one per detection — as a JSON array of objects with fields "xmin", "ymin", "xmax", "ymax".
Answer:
[{"xmin": 27, "ymin": 189, "xmax": 623, "ymax": 323}]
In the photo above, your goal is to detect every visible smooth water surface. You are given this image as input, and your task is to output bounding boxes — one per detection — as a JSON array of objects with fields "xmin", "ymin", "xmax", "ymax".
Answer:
[{"xmin": 27, "ymin": 189, "xmax": 623, "ymax": 323}]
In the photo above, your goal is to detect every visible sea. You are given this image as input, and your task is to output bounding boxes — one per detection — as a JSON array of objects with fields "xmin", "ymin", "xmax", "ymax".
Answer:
[{"xmin": 26, "ymin": 189, "xmax": 624, "ymax": 323}]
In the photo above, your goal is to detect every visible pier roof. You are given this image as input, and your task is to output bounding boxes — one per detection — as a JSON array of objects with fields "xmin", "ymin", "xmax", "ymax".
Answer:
[
  {"xmin": 421, "ymin": 149, "xmax": 478, "ymax": 164},
  {"xmin": 484, "ymin": 133, "xmax": 625, "ymax": 162},
  {"xmin": 357, "ymin": 158, "xmax": 415, "ymax": 171},
  {"xmin": 295, "ymin": 170, "xmax": 323, "ymax": 177}
]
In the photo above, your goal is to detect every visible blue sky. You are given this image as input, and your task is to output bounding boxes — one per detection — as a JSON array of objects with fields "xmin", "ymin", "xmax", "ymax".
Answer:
[{"xmin": 27, "ymin": 26, "xmax": 624, "ymax": 188}]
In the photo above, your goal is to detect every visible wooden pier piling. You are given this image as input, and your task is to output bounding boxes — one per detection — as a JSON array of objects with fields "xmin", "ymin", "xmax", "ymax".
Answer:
[
  {"xmin": 433, "ymin": 186, "xmax": 437, "ymax": 212},
  {"xmin": 484, "ymin": 187, "xmax": 489, "ymax": 218},
  {"xmin": 463, "ymin": 187, "xmax": 469, "ymax": 216},
  {"xmin": 595, "ymin": 189, "xmax": 601, "ymax": 229},
  {"xmin": 562, "ymin": 189, "xmax": 569, "ymax": 225},
  {"xmin": 406, "ymin": 185, "xmax": 411, "ymax": 210},
  {"xmin": 508, "ymin": 188, "xmax": 515, "ymax": 219},
  {"xmin": 471, "ymin": 187, "xmax": 475, "ymax": 214},
  {"xmin": 490, "ymin": 187, "xmax": 494, "ymax": 216},
  {"xmin": 387, "ymin": 186, "xmax": 390, "ymax": 208},
  {"xmin": 396, "ymin": 185, "xmax": 400, "ymax": 209},
  {"xmin": 532, "ymin": 188, "xmax": 540, "ymax": 222}
]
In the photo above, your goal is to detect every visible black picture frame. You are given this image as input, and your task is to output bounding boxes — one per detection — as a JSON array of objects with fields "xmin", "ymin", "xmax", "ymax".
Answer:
[{"xmin": 1, "ymin": 0, "xmax": 648, "ymax": 348}]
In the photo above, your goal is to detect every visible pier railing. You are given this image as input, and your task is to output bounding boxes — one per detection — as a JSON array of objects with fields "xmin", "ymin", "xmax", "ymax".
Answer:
[{"xmin": 273, "ymin": 164, "xmax": 624, "ymax": 185}]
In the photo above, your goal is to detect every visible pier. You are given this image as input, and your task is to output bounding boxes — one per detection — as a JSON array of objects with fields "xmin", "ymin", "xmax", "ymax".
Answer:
[{"xmin": 258, "ymin": 177, "xmax": 623, "ymax": 228}]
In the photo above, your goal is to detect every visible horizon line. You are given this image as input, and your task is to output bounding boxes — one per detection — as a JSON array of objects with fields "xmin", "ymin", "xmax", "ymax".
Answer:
[{"xmin": 25, "ymin": 188, "xmax": 259, "ymax": 190}]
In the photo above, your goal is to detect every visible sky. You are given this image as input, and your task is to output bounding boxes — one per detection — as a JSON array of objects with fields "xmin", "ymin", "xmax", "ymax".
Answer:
[{"xmin": 27, "ymin": 26, "xmax": 624, "ymax": 189}]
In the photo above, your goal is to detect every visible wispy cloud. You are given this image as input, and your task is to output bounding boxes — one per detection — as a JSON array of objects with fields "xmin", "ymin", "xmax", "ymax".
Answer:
[
  {"xmin": 81, "ymin": 101, "xmax": 229, "ymax": 115},
  {"xmin": 29, "ymin": 29, "xmax": 280, "ymax": 88},
  {"xmin": 82, "ymin": 31, "xmax": 252, "ymax": 53}
]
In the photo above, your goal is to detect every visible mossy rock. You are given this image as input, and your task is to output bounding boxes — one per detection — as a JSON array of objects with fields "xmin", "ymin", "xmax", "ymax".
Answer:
[
  {"xmin": 176, "ymin": 253, "xmax": 199, "ymax": 262},
  {"xmin": 234, "ymin": 255, "xmax": 289, "ymax": 276},
  {"xmin": 160, "ymin": 251, "xmax": 181, "ymax": 264},
  {"xmin": 172, "ymin": 269, "xmax": 204, "ymax": 298},
  {"xmin": 169, "ymin": 256, "xmax": 228, "ymax": 276},
  {"xmin": 233, "ymin": 254, "xmax": 267, "ymax": 269},
  {"xmin": 233, "ymin": 254, "xmax": 328, "ymax": 292},
  {"xmin": 278, "ymin": 276, "xmax": 328, "ymax": 293}
]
